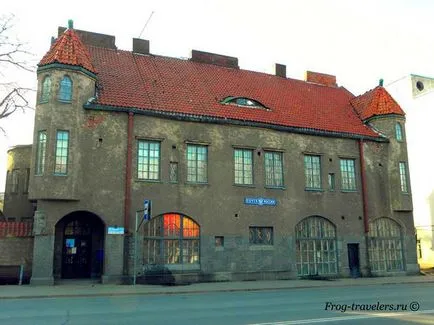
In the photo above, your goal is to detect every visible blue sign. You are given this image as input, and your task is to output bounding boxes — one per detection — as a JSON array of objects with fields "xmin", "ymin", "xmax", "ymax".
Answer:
[
  {"xmin": 108, "ymin": 226, "xmax": 124, "ymax": 235},
  {"xmin": 244, "ymin": 197, "xmax": 277, "ymax": 206},
  {"xmin": 144, "ymin": 200, "xmax": 152, "ymax": 220}
]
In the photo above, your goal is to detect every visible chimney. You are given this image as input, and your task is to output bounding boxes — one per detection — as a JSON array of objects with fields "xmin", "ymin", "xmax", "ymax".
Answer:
[
  {"xmin": 305, "ymin": 71, "xmax": 337, "ymax": 87},
  {"xmin": 58, "ymin": 27, "xmax": 117, "ymax": 49},
  {"xmin": 133, "ymin": 38, "xmax": 150, "ymax": 55},
  {"xmin": 275, "ymin": 63, "xmax": 286, "ymax": 78},
  {"xmin": 191, "ymin": 50, "xmax": 239, "ymax": 69}
]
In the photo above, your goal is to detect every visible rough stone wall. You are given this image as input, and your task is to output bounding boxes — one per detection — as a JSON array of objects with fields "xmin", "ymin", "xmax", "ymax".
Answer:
[{"xmin": 0, "ymin": 237, "xmax": 33, "ymax": 279}]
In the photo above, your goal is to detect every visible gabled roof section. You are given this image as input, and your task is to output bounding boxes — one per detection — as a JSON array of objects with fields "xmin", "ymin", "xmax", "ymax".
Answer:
[
  {"xmin": 39, "ymin": 28, "xmax": 96, "ymax": 74},
  {"xmin": 84, "ymin": 46, "xmax": 384, "ymax": 140},
  {"xmin": 350, "ymin": 86, "xmax": 405, "ymax": 121}
]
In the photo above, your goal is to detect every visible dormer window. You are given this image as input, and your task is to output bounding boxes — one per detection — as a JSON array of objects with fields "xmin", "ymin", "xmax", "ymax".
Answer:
[
  {"xmin": 221, "ymin": 96, "xmax": 268, "ymax": 109},
  {"xmin": 40, "ymin": 76, "xmax": 51, "ymax": 103},
  {"xmin": 58, "ymin": 75, "xmax": 72, "ymax": 102}
]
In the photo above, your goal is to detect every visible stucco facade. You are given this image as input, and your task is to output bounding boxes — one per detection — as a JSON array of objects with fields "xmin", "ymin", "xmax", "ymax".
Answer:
[{"xmin": 2, "ymin": 24, "xmax": 419, "ymax": 284}]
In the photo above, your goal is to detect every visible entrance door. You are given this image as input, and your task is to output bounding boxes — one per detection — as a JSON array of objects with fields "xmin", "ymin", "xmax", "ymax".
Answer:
[
  {"xmin": 62, "ymin": 220, "xmax": 92, "ymax": 278},
  {"xmin": 347, "ymin": 243, "xmax": 361, "ymax": 278}
]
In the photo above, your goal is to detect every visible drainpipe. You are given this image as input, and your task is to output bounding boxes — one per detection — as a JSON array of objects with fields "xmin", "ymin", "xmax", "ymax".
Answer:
[
  {"xmin": 358, "ymin": 139, "xmax": 371, "ymax": 276},
  {"xmin": 124, "ymin": 111, "xmax": 134, "ymax": 233}
]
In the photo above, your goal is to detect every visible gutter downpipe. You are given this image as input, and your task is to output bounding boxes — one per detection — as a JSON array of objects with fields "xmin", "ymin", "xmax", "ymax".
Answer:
[
  {"xmin": 124, "ymin": 111, "xmax": 134, "ymax": 277},
  {"xmin": 358, "ymin": 139, "xmax": 371, "ymax": 276}
]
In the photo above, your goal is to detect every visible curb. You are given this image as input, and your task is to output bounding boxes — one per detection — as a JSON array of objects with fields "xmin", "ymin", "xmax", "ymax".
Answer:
[{"xmin": 2, "ymin": 278, "xmax": 434, "ymax": 300}]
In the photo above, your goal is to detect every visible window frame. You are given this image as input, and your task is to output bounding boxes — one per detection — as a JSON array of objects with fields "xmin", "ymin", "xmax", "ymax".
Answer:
[
  {"xmin": 35, "ymin": 130, "xmax": 47, "ymax": 175},
  {"xmin": 304, "ymin": 155, "xmax": 322, "ymax": 190},
  {"xmin": 264, "ymin": 151, "xmax": 284, "ymax": 188},
  {"xmin": 40, "ymin": 76, "xmax": 51, "ymax": 103},
  {"xmin": 137, "ymin": 140, "xmax": 161, "ymax": 181},
  {"xmin": 54, "ymin": 130, "xmax": 70, "ymax": 175},
  {"xmin": 11, "ymin": 169, "xmax": 19, "ymax": 193},
  {"xmin": 395, "ymin": 123, "xmax": 403, "ymax": 142},
  {"xmin": 186, "ymin": 144, "xmax": 208, "ymax": 184},
  {"xmin": 249, "ymin": 226, "xmax": 274, "ymax": 246},
  {"xmin": 234, "ymin": 148, "xmax": 254, "ymax": 186},
  {"xmin": 399, "ymin": 162, "xmax": 409, "ymax": 193},
  {"xmin": 340, "ymin": 158, "xmax": 357, "ymax": 191},
  {"xmin": 58, "ymin": 75, "xmax": 73, "ymax": 103}
]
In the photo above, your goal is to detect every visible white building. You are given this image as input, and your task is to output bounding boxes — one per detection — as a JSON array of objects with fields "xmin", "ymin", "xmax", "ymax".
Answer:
[{"xmin": 387, "ymin": 75, "xmax": 434, "ymax": 268}]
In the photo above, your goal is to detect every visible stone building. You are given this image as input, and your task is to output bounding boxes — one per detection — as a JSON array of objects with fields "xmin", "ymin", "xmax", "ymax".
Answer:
[{"xmin": 2, "ymin": 22, "xmax": 419, "ymax": 284}]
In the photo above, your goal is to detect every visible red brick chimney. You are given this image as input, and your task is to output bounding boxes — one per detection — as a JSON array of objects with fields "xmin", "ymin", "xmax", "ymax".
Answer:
[{"xmin": 305, "ymin": 71, "xmax": 337, "ymax": 87}]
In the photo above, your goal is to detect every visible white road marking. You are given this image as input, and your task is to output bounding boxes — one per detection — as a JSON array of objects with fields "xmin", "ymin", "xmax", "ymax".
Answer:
[{"xmin": 247, "ymin": 309, "xmax": 434, "ymax": 325}]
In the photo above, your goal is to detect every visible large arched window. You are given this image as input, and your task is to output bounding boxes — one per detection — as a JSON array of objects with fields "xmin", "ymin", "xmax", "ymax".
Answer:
[
  {"xmin": 143, "ymin": 213, "xmax": 200, "ymax": 266},
  {"xmin": 296, "ymin": 216, "xmax": 337, "ymax": 276},
  {"xmin": 368, "ymin": 218, "xmax": 403, "ymax": 272},
  {"xmin": 395, "ymin": 123, "xmax": 403, "ymax": 141},
  {"xmin": 58, "ymin": 76, "xmax": 73, "ymax": 102},
  {"xmin": 40, "ymin": 76, "xmax": 51, "ymax": 103}
]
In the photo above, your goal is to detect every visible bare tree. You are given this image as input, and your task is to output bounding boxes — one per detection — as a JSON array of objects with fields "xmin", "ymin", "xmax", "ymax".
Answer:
[{"xmin": 0, "ymin": 14, "xmax": 34, "ymax": 132}]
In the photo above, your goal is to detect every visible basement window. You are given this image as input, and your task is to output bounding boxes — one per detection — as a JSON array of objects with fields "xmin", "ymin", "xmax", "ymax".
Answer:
[{"xmin": 221, "ymin": 96, "xmax": 268, "ymax": 109}]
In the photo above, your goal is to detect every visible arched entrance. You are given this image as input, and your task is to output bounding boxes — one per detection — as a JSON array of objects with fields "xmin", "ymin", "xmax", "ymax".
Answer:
[
  {"xmin": 54, "ymin": 211, "xmax": 105, "ymax": 279},
  {"xmin": 295, "ymin": 216, "xmax": 338, "ymax": 276}
]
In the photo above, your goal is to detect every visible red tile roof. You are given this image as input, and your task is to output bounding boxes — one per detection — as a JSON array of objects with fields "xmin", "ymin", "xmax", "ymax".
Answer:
[
  {"xmin": 87, "ymin": 46, "xmax": 382, "ymax": 138},
  {"xmin": 350, "ymin": 86, "xmax": 405, "ymax": 121},
  {"xmin": 39, "ymin": 29, "xmax": 96, "ymax": 74}
]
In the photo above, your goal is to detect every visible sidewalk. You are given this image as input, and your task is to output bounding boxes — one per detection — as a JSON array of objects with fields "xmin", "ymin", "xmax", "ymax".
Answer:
[{"xmin": 1, "ymin": 274, "xmax": 434, "ymax": 299}]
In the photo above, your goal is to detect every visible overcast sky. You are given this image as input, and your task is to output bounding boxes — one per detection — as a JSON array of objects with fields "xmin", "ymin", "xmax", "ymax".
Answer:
[{"xmin": 1, "ymin": 0, "xmax": 434, "ymax": 190}]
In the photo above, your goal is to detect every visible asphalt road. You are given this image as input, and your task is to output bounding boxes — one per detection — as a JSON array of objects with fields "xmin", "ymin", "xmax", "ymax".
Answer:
[{"xmin": 0, "ymin": 283, "xmax": 433, "ymax": 325}]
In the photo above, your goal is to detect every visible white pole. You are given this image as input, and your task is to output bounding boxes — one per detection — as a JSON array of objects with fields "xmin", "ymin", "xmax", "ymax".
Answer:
[{"xmin": 133, "ymin": 211, "xmax": 138, "ymax": 285}]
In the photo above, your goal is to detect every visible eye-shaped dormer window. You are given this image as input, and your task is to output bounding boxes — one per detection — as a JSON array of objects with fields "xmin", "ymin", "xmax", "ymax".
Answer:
[
  {"xmin": 221, "ymin": 96, "xmax": 268, "ymax": 109},
  {"xmin": 40, "ymin": 76, "xmax": 51, "ymax": 103},
  {"xmin": 58, "ymin": 75, "xmax": 73, "ymax": 102}
]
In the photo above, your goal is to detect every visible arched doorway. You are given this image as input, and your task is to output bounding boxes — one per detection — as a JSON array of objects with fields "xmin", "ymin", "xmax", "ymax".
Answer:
[
  {"xmin": 54, "ymin": 211, "xmax": 105, "ymax": 279},
  {"xmin": 295, "ymin": 216, "xmax": 337, "ymax": 276},
  {"xmin": 368, "ymin": 217, "xmax": 404, "ymax": 272}
]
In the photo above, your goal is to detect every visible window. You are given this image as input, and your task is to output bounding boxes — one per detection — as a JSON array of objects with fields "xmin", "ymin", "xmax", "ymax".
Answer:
[
  {"xmin": 221, "ymin": 96, "xmax": 267, "ymax": 109},
  {"xmin": 328, "ymin": 173, "xmax": 335, "ymax": 191},
  {"xmin": 137, "ymin": 141, "xmax": 160, "ymax": 180},
  {"xmin": 395, "ymin": 123, "xmax": 403, "ymax": 141},
  {"xmin": 215, "ymin": 236, "xmax": 224, "ymax": 247},
  {"xmin": 11, "ymin": 169, "xmax": 19, "ymax": 193},
  {"xmin": 399, "ymin": 162, "xmax": 408, "ymax": 193},
  {"xmin": 234, "ymin": 149, "xmax": 253, "ymax": 185},
  {"xmin": 23, "ymin": 168, "xmax": 30, "ymax": 194},
  {"xmin": 340, "ymin": 159, "xmax": 356, "ymax": 191},
  {"xmin": 35, "ymin": 131, "xmax": 47, "ymax": 175},
  {"xmin": 187, "ymin": 144, "xmax": 208, "ymax": 183},
  {"xmin": 368, "ymin": 218, "xmax": 403, "ymax": 272},
  {"xmin": 54, "ymin": 130, "xmax": 69, "ymax": 175},
  {"xmin": 304, "ymin": 155, "xmax": 321, "ymax": 189},
  {"xmin": 169, "ymin": 162, "xmax": 178, "ymax": 183},
  {"xmin": 249, "ymin": 227, "xmax": 273, "ymax": 245},
  {"xmin": 143, "ymin": 213, "xmax": 200, "ymax": 265},
  {"xmin": 265, "ymin": 151, "xmax": 283, "ymax": 187},
  {"xmin": 58, "ymin": 75, "xmax": 72, "ymax": 102},
  {"xmin": 296, "ymin": 216, "xmax": 337, "ymax": 276},
  {"xmin": 40, "ymin": 76, "xmax": 51, "ymax": 103}
]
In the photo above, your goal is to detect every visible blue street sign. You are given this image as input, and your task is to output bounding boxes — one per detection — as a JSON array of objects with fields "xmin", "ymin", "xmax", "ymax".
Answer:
[
  {"xmin": 144, "ymin": 200, "xmax": 152, "ymax": 220},
  {"xmin": 244, "ymin": 197, "xmax": 277, "ymax": 206}
]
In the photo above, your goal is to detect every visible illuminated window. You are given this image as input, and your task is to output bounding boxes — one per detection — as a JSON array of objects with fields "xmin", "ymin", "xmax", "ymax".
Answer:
[
  {"xmin": 234, "ymin": 148, "xmax": 253, "ymax": 185},
  {"xmin": 249, "ymin": 227, "xmax": 273, "ymax": 245},
  {"xmin": 296, "ymin": 216, "xmax": 337, "ymax": 276},
  {"xmin": 395, "ymin": 123, "xmax": 403, "ymax": 141},
  {"xmin": 265, "ymin": 151, "xmax": 283, "ymax": 187},
  {"xmin": 35, "ymin": 131, "xmax": 47, "ymax": 175},
  {"xmin": 58, "ymin": 76, "xmax": 72, "ymax": 102},
  {"xmin": 340, "ymin": 159, "xmax": 356, "ymax": 191},
  {"xmin": 399, "ymin": 162, "xmax": 408, "ymax": 193},
  {"xmin": 54, "ymin": 130, "xmax": 69, "ymax": 175},
  {"xmin": 137, "ymin": 140, "xmax": 160, "ymax": 180},
  {"xmin": 221, "ymin": 96, "xmax": 267, "ymax": 109},
  {"xmin": 40, "ymin": 76, "xmax": 51, "ymax": 103},
  {"xmin": 304, "ymin": 155, "xmax": 321, "ymax": 189},
  {"xmin": 187, "ymin": 144, "xmax": 207, "ymax": 183},
  {"xmin": 143, "ymin": 213, "xmax": 200, "ymax": 265},
  {"xmin": 368, "ymin": 218, "xmax": 403, "ymax": 272}
]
